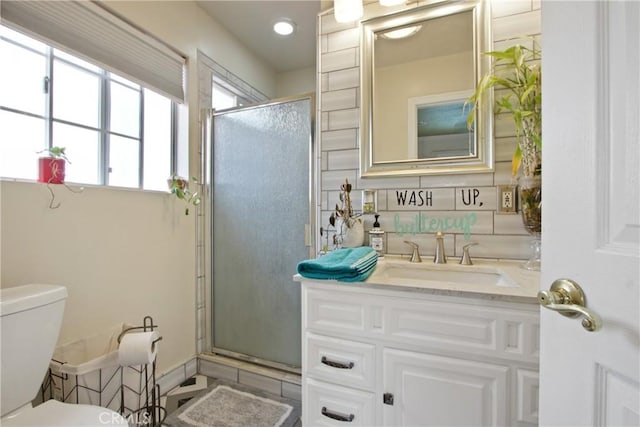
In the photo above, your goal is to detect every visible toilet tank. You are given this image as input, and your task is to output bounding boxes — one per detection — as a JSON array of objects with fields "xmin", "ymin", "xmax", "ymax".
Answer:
[{"xmin": 0, "ymin": 284, "xmax": 67, "ymax": 417}]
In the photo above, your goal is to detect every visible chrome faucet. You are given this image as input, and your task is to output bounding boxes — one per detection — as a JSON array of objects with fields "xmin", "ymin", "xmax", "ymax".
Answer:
[
  {"xmin": 404, "ymin": 240, "xmax": 422, "ymax": 263},
  {"xmin": 433, "ymin": 231, "xmax": 447, "ymax": 264},
  {"xmin": 459, "ymin": 242, "xmax": 478, "ymax": 265}
]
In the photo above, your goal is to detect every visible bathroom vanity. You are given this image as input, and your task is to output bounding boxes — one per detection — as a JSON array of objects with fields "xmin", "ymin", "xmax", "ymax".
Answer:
[{"xmin": 296, "ymin": 258, "xmax": 540, "ymax": 426}]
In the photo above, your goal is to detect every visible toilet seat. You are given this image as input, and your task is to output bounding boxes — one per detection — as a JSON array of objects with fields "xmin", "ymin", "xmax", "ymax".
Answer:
[{"xmin": 2, "ymin": 400, "xmax": 128, "ymax": 426}]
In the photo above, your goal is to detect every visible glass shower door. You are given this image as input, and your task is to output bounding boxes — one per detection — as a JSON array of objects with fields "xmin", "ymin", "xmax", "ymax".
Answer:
[{"xmin": 211, "ymin": 96, "xmax": 313, "ymax": 368}]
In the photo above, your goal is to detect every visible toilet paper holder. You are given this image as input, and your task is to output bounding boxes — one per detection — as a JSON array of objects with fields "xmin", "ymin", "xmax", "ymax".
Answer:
[{"xmin": 117, "ymin": 315, "xmax": 163, "ymax": 347}]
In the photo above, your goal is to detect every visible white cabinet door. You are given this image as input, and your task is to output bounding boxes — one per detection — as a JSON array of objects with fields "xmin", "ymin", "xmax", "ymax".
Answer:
[{"xmin": 383, "ymin": 348, "xmax": 508, "ymax": 427}]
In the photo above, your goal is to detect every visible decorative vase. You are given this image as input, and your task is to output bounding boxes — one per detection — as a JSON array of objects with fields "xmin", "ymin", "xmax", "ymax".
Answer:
[
  {"xmin": 38, "ymin": 157, "xmax": 65, "ymax": 184},
  {"xmin": 519, "ymin": 175, "xmax": 542, "ymax": 270},
  {"xmin": 336, "ymin": 217, "xmax": 365, "ymax": 248}
]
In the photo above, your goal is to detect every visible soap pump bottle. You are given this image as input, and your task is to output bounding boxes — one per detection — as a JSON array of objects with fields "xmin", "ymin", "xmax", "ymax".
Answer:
[{"xmin": 369, "ymin": 214, "xmax": 385, "ymax": 257}]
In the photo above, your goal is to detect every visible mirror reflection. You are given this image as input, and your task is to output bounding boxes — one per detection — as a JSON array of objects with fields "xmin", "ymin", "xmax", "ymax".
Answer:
[
  {"xmin": 374, "ymin": 10, "xmax": 474, "ymax": 162},
  {"xmin": 360, "ymin": 1, "xmax": 493, "ymax": 177}
]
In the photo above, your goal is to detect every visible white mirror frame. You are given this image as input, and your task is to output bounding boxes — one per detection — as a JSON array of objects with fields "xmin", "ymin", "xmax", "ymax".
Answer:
[{"xmin": 360, "ymin": 0, "xmax": 493, "ymax": 178}]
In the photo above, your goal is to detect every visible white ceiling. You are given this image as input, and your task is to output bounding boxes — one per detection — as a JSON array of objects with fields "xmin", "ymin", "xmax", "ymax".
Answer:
[{"xmin": 196, "ymin": 0, "xmax": 322, "ymax": 73}]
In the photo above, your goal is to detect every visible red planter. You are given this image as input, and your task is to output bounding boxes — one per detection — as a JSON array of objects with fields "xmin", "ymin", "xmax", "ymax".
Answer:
[{"xmin": 38, "ymin": 157, "xmax": 66, "ymax": 184}]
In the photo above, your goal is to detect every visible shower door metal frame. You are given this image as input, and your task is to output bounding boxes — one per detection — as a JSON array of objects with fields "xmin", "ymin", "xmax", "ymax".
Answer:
[{"xmin": 201, "ymin": 93, "xmax": 317, "ymax": 373}]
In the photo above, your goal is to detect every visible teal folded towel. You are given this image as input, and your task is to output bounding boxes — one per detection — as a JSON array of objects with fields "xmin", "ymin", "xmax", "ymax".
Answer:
[{"xmin": 297, "ymin": 247, "xmax": 378, "ymax": 282}]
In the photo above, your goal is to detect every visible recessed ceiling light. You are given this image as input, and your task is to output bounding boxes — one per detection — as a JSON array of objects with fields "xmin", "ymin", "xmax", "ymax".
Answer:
[{"xmin": 273, "ymin": 19, "xmax": 296, "ymax": 36}]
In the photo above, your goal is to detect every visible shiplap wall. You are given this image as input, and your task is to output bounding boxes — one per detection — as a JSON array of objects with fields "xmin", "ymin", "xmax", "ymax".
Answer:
[{"xmin": 317, "ymin": 0, "xmax": 541, "ymax": 260}]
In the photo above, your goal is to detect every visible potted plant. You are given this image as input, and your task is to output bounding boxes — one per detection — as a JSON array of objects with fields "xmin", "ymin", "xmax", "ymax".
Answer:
[
  {"xmin": 467, "ymin": 42, "xmax": 542, "ymax": 269},
  {"xmin": 329, "ymin": 178, "xmax": 364, "ymax": 248},
  {"xmin": 38, "ymin": 146, "xmax": 69, "ymax": 184},
  {"xmin": 168, "ymin": 175, "xmax": 201, "ymax": 215}
]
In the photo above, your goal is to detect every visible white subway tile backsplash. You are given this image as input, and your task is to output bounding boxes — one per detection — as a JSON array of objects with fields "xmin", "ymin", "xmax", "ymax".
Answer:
[
  {"xmin": 328, "ymin": 149, "xmax": 359, "ymax": 170},
  {"xmin": 327, "ymin": 28, "xmax": 360, "ymax": 52},
  {"xmin": 322, "ymin": 129, "xmax": 358, "ymax": 151},
  {"xmin": 322, "ymin": 88, "xmax": 357, "ymax": 111},
  {"xmin": 320, "ymin": 72, "xmax": 328, "ymax": 92},
  {"xmin": 321, "ymin": 151, "xmax": 328, "ymax": 170},
  {"xmin": 356, "ymin": 176, "xmax": 420, "ymax": 190},
  {"xmin": 383, "ymin": 210, "xmax": 492, "ymax": 236},
  {"xmin": 387, "ymin": 188, "xmax": 455, "ymax": 211},
  {"xmin": 322, "ymin": 170, "xmax": 358, "ymax": 191},
  {"xmin": 420, "ymin": 173, "xmax": 494, "ymax": 188},
  {"xmin": 454, "ymin": 234, "xmax": 531, "ymax": 260},
  {"xmin": 316, "ymin": 4, "xmax": 542, "ymax": 261},
  {"xmin": 328, "ymin": 108, "xmax": 359, "ymax": 130},
  {"xmin": 387, "ymin": 232, "xmax": 456, "ymax": 258},
  {"xmin": 320, "ymin": 13, "xmax": 359, "ymax": 35},
  {"xmin": 495, "ymin": 113, "xmax": 516, "ymax": 138},
  {"xmin": 455, "ymin": 187, "xmax": 497, "ymax": 211},
  {"xmin": 495, "ymin": 137, "xmax": 517, "ymax": 162},
  {"xmin": 321, "ymin": 48, "xmax": 358, "ymax": 73},
  {"xmin": 327, "ymin": 68, "xmax": 360, "ymax": 91},
  {"xmin": 494, "ymin": 212, "xmax": 529, "ymax": 235},
  {"xmin": 494, "ymin": 161, "xmax": 516, "ymax": 186},
  {"xmin": 492, "ymin": 0, "xmax": 532, "ymax": 18},
  {"xmin": 493, "ymin": 11, "xmax": 541, "ymax": 42}
]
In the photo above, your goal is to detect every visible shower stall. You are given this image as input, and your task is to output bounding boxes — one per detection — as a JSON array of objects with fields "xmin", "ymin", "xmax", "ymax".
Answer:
[{"xmin": 205, "ymin": 95, "xmax": 315, "ymax": 370}]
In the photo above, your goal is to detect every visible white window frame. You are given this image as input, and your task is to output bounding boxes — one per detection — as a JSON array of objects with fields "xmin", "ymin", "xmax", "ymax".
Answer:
[{"xmin": 0, "ymin": 25, "xmax": 178, "ymax": 190}]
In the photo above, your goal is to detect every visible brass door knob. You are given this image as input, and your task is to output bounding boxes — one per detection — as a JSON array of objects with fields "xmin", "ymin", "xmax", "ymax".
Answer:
[{"xmin": 538, "ymin": 278, "xmax": 602, "ymax": 332}]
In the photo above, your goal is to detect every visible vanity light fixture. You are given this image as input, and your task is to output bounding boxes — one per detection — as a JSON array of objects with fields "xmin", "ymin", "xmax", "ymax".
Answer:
[
  {"xmin": 380, "ymin": 0, "xmax": 405, "ymax": 6},
  {"xmin": 273, "ymin": 19, "xmax": 296, "ymax": 36},
  {"xmin": 379, "ymin": 25, "xmax": 422, "ymax": 39},
  {"xmin": 334, "ymin": 0, "xmax": 363, "ymax": 23}
]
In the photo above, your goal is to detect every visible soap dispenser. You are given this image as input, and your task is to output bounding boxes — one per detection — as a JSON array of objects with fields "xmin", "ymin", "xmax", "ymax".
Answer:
[{"xmin": 369, "ymin": 214, "xmax": 385, "ymax": 257}]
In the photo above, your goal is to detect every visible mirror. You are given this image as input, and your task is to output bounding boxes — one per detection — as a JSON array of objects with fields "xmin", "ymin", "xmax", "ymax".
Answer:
[{"xmin": 360, "ymin": 0, "xmax": 493, "ymax": 177}]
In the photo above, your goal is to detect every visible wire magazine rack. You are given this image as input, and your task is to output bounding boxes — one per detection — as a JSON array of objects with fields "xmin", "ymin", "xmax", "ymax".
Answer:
[{"xmin": 40, "ymin": 316, "xmax": 166, "ymax": 426}]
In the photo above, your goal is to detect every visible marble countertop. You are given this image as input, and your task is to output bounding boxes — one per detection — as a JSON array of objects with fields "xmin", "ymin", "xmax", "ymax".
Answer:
[{"xmin": 294, "ymin": 256, "xmax": 541, "ymax": 304}]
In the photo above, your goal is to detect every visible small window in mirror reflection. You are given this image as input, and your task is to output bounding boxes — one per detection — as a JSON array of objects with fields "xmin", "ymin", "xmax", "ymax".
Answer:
[{"xmin": 408, "ymin": 90, "xmax": 474, "ymax": 160}]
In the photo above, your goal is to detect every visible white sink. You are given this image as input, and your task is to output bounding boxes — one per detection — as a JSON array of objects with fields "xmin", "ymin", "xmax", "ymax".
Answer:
[{"xmin": 368, "ymin": 260, "xmax": 519, "ymax": 289}]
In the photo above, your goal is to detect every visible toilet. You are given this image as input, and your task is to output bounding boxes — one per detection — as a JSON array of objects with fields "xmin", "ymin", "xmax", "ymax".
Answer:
[{"xmin": 0, "ymin": 284, "xmax": 128, "ymax": 426}]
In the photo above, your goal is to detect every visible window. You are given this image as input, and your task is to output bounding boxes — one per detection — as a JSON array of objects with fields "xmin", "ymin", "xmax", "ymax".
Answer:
[{"xmin": 0, "ymin": 25, "xmax": 176, "ymax": 191}]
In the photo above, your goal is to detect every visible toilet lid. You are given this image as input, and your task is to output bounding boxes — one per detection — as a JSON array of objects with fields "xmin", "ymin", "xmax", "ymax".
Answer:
[{"xmin": 2, "ymin": 400, "xmax": 129, "ymax": 426}]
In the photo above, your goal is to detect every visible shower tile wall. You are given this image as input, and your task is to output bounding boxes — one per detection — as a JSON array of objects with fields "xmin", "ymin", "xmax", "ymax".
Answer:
[{"xmin": 317, "ymin": 0, "xmax": 541, "ymax": 260}]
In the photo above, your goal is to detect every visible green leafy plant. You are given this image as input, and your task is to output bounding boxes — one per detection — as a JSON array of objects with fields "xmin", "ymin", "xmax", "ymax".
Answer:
[
  {"xmin": 466, "ymin": 42, "xmax": 541, "ymax": 178},
  {"xmin": 38, "ymin": 146, "xmax": 70, "ymax": 162},
  {"xmin": 168, "ymin": 175, "xmax": 201, "ymax": 215}
]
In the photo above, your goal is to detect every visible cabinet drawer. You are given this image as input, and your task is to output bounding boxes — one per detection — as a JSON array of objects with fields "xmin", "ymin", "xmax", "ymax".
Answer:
[
  {"xmin": 304, "ymin": 377, "xmax": 376, "ymax": 427},
  {"xmin": 305, "ymin": 287, "xmax": 379, "ymax": 333},
  {"xmin": 305, "ymin": 332, "xmax": 376, "ymax": 390},
  {"xmin": 385, "ymin": 297, "xmax": 539, "ymax": 363}
]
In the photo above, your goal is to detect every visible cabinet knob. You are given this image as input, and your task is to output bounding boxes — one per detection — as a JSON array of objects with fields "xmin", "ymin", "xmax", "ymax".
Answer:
[{"xmin": 383, "ymin": 392, "xmax": 394, "ymax": 405}]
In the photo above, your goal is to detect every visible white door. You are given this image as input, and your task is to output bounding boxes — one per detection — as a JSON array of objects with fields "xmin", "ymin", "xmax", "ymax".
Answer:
[{"xmin": 540, "ymin": 1, "xmax": 639, "ymax": 426}]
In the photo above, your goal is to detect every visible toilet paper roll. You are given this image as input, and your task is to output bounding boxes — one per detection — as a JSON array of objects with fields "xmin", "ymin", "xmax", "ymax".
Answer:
[{"xmin": 118, "ymin": 331, "xmax": 160, "ymax": 366}]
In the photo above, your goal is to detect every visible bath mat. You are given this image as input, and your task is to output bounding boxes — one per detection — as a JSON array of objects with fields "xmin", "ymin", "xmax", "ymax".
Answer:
[{"xmin": 163, "ymin": 379, "xmax": 301, "ymax": 427}]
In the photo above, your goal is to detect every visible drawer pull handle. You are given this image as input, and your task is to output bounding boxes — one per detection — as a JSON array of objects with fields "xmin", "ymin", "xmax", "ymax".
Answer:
[
  {"xmin": 321, "ymin": 356, "xmax": 354, "ymax": 369},
  {"xmin": 321, "ymin": 406, "xmax": 355, "ymax": 422}
]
